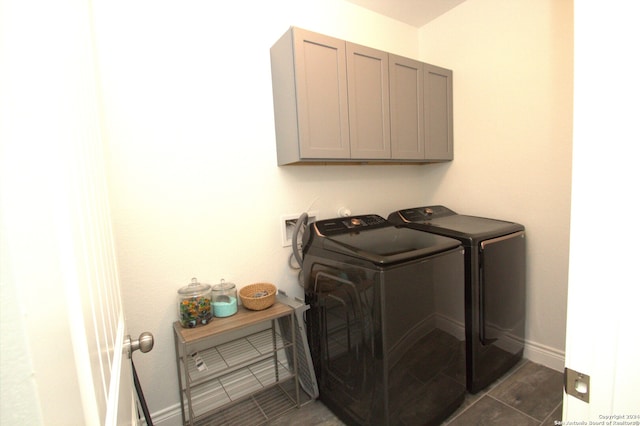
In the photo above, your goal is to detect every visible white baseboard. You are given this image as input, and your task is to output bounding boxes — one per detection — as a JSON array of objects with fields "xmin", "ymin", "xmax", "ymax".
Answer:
[
  {"xmin": 473, "ymin": 320, "xmax": 565, "ymax": 373},
  {"xmin": 524, "ymin": 339, "xmax": 565, "ymax": 372},
  {"xmin": 145, "ymin": 403, "xmax": 182, "ymax": 426}
]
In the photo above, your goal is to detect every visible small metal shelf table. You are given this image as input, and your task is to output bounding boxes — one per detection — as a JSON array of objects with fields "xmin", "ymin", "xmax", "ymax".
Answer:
[{"xmin": 173, "ymin": 302, "xmax": 299, "ymax": 425}]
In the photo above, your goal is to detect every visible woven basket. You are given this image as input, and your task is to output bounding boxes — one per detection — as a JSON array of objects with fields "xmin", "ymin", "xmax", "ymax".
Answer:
[{"xmin": 239, "ymin": 283, "xmax": 277, "ymax": 311}]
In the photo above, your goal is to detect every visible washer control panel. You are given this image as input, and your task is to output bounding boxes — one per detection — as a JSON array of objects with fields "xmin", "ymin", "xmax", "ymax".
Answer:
[
  {"xmin": 314, "ymin": 214, "xmax": 388, "ymax": 236},
  {"xmin": 390, "ymin": 205, "xmax": 456, "ymax": 223}
]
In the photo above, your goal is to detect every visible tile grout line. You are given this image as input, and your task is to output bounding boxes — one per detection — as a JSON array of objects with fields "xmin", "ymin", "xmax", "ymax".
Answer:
[
  {"xmin": 495, "ymin": 359, "xmax": 529, "ymax": 383},
  {"xmin": 442, "ymin": 392, "xmax": 487, "ymax": 425},
  {"xmin": 287, "ymin": 360, "xmax": 562, "ymax": 425},
  {"xmin": 486, "ymin": 393, "xmax": 547, "ymax": 425},
  {"xmin": 539, "ymin": 400, "xmax": 563, "ymax": 425},
  {"xmin": 443, "ymin": 360, "xmax": 531, "ymax": 425},
  {"xmin": 486, "ymin": 361, "xmax": 564, "ymax": 425}
]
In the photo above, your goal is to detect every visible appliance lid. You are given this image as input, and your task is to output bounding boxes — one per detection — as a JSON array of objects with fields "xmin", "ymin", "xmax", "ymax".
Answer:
[
  {"xmin": 319, "ymin": 225, "xmax": 461, "ymax": 265},
  {"xmin": 427, "ymin": 215, "xmax": 522, "ymax": 236},
  {"xmin": 389, "ymin": 207, "xmax": 523, "ymax": 240}
]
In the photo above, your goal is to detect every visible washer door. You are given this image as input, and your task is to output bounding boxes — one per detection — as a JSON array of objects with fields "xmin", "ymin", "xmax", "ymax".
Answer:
[{"xmin": 479, "ymin": 231, "xmax": 526, "ymax": 348}]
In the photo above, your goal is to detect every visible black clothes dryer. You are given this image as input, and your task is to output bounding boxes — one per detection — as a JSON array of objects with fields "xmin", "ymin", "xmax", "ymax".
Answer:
[
  {"xmin": 388, "ymin": 206, "xmax": 525, "ymax": 394},
  {"xmin": 300, "ymin": 214, "xmax": 466, "ymax": 425}
]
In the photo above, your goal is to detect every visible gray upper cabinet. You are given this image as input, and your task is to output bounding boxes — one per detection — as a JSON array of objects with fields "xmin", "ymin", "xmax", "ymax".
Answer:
[
  {"xmin": 425, "ymin": 63, "xmax": 454, "ymax": 161},
  {"xmin": 271, "ymin": 27, "xmax": 350, "ymax": 165},
  {"xmin": 270, "ymin": 27, "xmax": 453, "ymax": 165},
  {"xmin": 389, "ymin": 54, "xmax": 425, "ymax": 160},
  {"xmin": 389, "ymin": 56, "xmax": 454, "ymax": 161},
  {"xmin": 346, "ymin": 43, "xmax": 391, "ymax": 160}
]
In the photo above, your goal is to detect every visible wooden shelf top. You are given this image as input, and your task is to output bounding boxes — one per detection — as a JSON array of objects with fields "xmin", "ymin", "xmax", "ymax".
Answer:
[{"xmin": 173, "ymin": 301, "xmax": 293, "ymax": 344}]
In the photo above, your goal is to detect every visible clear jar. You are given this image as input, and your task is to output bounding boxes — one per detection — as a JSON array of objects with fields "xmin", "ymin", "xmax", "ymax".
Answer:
[
  {"xmin": 211, "ymin": 279, "xmax": 238, "ymax": 317},
  {"xmin": 177, "ymin": 277, "xmax": 212, "ymax": 328}
]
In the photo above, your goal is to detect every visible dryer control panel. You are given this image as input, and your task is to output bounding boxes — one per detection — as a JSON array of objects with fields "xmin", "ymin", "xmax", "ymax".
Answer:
[
  {"xmin": 389, "ymin": 205, "xmax": 457, "ymax": 223},
  {"xmin": 313, "ymin": 214, "xmax": 388, "ymax": 236}
]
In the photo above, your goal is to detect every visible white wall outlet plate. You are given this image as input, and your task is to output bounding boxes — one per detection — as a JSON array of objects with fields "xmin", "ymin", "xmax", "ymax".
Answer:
[{"xmin": 281, "ymin": 211, "xmax": 317, "ymax": 247}]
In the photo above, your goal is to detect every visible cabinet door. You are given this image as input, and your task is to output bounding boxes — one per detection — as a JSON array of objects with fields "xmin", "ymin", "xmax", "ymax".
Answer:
[
  {"xmin": 293, "ymin": 29, "xmax": 351, "ymax": 159},
  {"xmin": 389, "ymin": 54, "xmax": 425, "ymax": 160},
  {"xmin": 346, "ymin": 43, "xmax": 391, "ymax": 159},
  {"xmin": 424, "ymin": 63, "xmax": 453, "ymax": 161}
]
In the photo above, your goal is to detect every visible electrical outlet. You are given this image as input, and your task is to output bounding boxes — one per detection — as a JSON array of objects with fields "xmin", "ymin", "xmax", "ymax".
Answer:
[{"xmin": 281, "ymin": 211, "xmax": 317, "ymax": 247}]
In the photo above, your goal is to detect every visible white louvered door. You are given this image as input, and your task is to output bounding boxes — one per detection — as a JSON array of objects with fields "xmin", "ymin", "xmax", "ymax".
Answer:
[{"xmin": 0, "ymin": 0, "xmax": 138, "ymax": 424}]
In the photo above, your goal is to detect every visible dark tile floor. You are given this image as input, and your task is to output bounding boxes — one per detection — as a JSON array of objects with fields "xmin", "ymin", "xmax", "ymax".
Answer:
[{"xmin": 271, "ymin": 360, "xmax": 564, "ymax": 425}]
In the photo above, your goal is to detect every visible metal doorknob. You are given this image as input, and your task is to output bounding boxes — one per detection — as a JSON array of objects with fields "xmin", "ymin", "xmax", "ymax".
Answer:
[{"xmin": 125, "ymin": 332, "xmax": 154, "ymax": 358}]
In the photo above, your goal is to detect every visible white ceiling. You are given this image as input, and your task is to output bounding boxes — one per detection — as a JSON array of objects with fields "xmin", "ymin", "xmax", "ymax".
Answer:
[{"xmin": 344, "ymin": 0, "xmax": 467, "ymax": 27}]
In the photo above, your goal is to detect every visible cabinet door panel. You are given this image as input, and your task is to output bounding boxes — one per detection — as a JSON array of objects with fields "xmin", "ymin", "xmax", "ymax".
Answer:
[
  {"xmin": 424, "ymin": 64, "xmax": 453, "ymax": 160},
  {"xmin": 346, "ymin": 43, "xmax": 391, "ymax": 159},
  {"xmin": 389, "ymin": 54, "xmax": 424, "ymax": 159},
  {"xmin": 293, "ymin": 29, "xmax": 350, "ymax": 159}
]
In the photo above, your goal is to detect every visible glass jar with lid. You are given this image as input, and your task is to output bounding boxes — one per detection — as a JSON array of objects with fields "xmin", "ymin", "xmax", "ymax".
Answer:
[
  {"xmin": 177, "ymin": 277, "xmax": 212, "ymax": 328},
  {"xmin": 211, "ymin": 279, "xmax": 238, "ymax": 317}
]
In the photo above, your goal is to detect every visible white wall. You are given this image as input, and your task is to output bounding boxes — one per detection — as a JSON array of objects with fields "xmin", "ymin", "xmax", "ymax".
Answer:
[
  {"xmin": 92, "ymin": 0, "xmax": 438, "ymax": 421},
  {"xmin": 92, "ymin": 0, "xmax": 573, "ymax": 421},
  {"xmin": 419, "ymin": 0, "xmax": 573, "ymax": 366}
]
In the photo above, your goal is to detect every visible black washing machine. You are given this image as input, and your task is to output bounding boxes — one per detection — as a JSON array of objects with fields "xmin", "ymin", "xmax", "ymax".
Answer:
[
  {"xmin": 299, "ymin": 214, "xmax": 466, "ymax": 425},
  {"xmin": 388, "ymin": 206, "xmax": 525, "ymax": 394}
]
